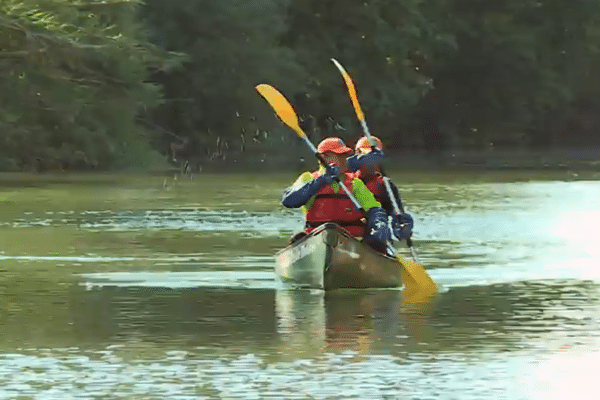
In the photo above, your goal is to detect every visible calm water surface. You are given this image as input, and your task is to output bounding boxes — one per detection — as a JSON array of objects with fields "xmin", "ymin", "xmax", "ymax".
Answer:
[{"xmin": 0, "ymin": 172, "xmax": 599, "ymax": 399}]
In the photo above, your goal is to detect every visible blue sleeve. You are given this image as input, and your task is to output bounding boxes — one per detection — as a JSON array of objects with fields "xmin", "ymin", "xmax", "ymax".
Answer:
[
  {"xmin": 347, "ymin": 148, "xmax": 384, "ymax": 171},
  {"xmin": 281, "ymin": 176, "xmax": 327, "ymax": 208}
]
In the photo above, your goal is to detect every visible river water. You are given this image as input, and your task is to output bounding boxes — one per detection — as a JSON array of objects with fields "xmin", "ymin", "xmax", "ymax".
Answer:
[{"xmin": 0, "ymin": 172, "xmax": 599, "ymax": 399}]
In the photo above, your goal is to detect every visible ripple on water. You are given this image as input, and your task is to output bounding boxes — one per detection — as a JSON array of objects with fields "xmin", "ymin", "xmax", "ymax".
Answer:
[
  {"xmin": 80, "ymin": 270, "xmax": 279, "ymax": 290},
  {"xmin": 2, "ymin": 209, "xmax": 304, "ymax": 235}
]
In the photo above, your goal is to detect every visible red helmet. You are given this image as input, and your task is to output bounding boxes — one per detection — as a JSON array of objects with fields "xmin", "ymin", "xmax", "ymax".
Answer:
[
  {"xmin": 355, "ymin": 136, "xmax": 383, "ymax": 151},
  {"xmin": 317, "ymin": 137, "xmax": 354, "ymax": 155}
]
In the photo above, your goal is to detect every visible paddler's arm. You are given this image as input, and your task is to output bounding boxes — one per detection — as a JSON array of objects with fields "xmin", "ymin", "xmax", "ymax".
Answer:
[
  {"xmin": 281, "ymin": 165, "xmax": 339, "ymax": 208},
  {"xmin": 347, "ymin": 148, "xmax": 384, "ymax": 172},
  {"xmin": 351, "ymin": 177, "xmax": 381, "ymax": 211},
  {"xmin": 281, "ymin": 172, "xmax": 318, "ymax": 208},
  {"xmin": 352, "ymin": 177, "xmax": 390, "ymax": 250}
]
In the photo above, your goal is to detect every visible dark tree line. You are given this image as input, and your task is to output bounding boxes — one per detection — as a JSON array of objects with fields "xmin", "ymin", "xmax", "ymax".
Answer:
[{"xmin": 2, "ymin": 0, "xmax": 600, "ymax": 171}]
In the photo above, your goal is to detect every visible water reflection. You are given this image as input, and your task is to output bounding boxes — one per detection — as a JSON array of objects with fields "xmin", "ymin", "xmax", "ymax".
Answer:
[
  {"xmin": 1, "ymin": 209, "xmax": 303, "ymax": 235},
  {"xmin": 68, "ymin": 278, "xmax": 600, "ymax": 358},
  {"xmin": 276, "ymin": 290, "xmax": 409, "ymax": 358},
  {"xmin": 71, "ymin": 286, "xmax": 279, "ymax": 348},
  {"xmin": 1, "ymin": 277, "xmax": 599, "ymax": 399},
  {"xmin": 71, "ymin": 281, "xmax": 422, "ymax": 356}
]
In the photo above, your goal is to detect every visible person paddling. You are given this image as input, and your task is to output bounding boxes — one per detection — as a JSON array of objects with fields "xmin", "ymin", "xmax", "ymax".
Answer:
[
  {"xmin": 354, "ymin": 136, "xmax": 414, "ymax": 242},
  {"xmin": 281, "ymin": 137, "xmax": 390, "ymax": 252}
]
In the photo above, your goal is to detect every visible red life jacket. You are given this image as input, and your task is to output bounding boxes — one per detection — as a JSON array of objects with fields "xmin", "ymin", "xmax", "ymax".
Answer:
[
  {"xmin": 357, "ymin": 171, "xmax": 386, "ymax": 204},
  {"xmin": 304, "ymin": 171, "xmax": 366, "ymax": 236}
]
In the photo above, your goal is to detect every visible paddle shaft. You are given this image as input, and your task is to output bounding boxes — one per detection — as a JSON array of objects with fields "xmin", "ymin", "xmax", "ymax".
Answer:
[
  {"xmin": 331, "ymin": 58, "xmax": 419, "ymax": 254},
  {"xmin": 383, "ymin": 177, "xmax": 420, "ymax": 263}
]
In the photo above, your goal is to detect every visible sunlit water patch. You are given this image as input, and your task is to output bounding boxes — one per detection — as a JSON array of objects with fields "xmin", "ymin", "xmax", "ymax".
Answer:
[
  {"xmin": 421, "ymin": 237, "xmax": 600, "ymax": 287},
  {"xmin": 1, "ymin": 347, "xmax": 599, "ymax": 400},
  {"xmin": 409, "ymin": 181, "xmax": 600, "ymax": 285}
]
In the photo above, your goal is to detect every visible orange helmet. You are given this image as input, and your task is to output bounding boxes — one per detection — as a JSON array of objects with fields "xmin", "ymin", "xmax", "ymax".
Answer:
[
  {"xmin": 317, "ymin": 137, "xmax": 354, "ymax": 155},
  {"xmin": 355, "ymin": 136, "xmax": 383, "ymax": 152}
]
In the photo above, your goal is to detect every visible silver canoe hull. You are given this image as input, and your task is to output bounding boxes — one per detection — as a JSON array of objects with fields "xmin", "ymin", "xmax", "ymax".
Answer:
[{"xmin": 275, "ymin": 223, "xmax": 402, "ymax": 290}]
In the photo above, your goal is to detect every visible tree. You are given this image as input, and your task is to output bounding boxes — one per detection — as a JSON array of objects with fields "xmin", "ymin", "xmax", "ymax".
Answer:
[
  {"xmin": 0, "ymin": 0, "xmax": 168, "ymax": 171},
  {"xmin": 282, "ymin": 0, "xmax": 434, "ymax": 146},
  {"xmin": 416, "ymin": 0, "xmax": 600, "ymax": 149},
  {"xmin": 141, "ymin": 0, "xmax": 307, "ymax": 164}
]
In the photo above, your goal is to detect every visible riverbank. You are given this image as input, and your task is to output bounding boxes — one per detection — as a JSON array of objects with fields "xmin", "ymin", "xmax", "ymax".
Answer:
[
  {"xmin": 389, "ymin": 147, "xmax": 600, "ymax": 170},
  {"xmin": 1, "ymin": 147, "xmax": 599, "ymax": 178},
  {"xmin": 1, "ymin": 167, "xmax": 599, "ymax": 190},
  {"xmin": 159, "ymin": 146, "xmax": 600, "ymax": 175}
]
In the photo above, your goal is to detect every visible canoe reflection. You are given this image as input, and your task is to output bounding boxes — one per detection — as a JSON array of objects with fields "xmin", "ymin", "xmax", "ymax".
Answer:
[
  {"xmin": 70, "ymin": 278, "xmax": 600, "ymax": 359},
  {"xmin": 276, "ymin": 289, "xmax": 404, "ymax": 356},
  {"xmin": 73, "ymin": 282, "xmax": 410, "ymax": 356}
]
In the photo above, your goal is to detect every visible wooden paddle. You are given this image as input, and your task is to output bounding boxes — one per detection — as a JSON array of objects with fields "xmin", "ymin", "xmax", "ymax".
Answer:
[
  {"xmin": 330, "ymin": 58, "xmax": 437, "ymax": 294},
  {"xmin": 255, "ymin": 83, "xmax": 431, "ymax": 294}
]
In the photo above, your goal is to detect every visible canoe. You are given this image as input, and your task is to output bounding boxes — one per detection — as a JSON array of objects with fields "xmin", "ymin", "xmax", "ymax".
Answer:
[{"xmin": 275, "ymin": 223, "xmax": 402, "ymax": 290}]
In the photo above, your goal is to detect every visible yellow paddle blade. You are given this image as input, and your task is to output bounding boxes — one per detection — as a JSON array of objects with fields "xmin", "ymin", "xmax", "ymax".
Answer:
[
  {"xmin": 402, "ymin": 287, "xmax": 438, "ymax": 308},
  {"xmin": 331, "ymin": 58, "xmax": 365, "ymax": 122},
  {"xmin": 395, "ymin": 254, "xmax": 438, "ymax": 295},
  {"xmin": 255, "ymin": 84, "xmax": 305, "ymax": 139}
]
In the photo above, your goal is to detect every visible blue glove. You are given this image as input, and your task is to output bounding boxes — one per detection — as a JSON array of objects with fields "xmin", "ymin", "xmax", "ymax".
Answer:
[
  {"xmin": 363, "ymin": 207, "xmax": 391, "ymax": 252},
  {"xmin": 347, "ymin": 148, "xmax": 384, "ymax": 172},
  {"xmin": 392, "ymin": 213, "xmax": 413, "ymax": 240},
  {"xmin": 281, "ymin": 165, "xmax": 340, "ymax": 208},
  {"xmin": 320, "ymin": 163, "xmax": 340, "ymax": 184}
]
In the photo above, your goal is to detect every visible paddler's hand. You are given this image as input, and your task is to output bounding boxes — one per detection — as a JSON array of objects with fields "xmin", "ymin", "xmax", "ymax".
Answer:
[
  {"xmin": 347, "ymin": 148, "xmax": 383, "ymax": 171},
  {"xmin": 392, "ymin": 213, "xmax": 413, "ymax": 240},
  {"xmin": 366, "ymin": 207, "xmax": 391, "ymax": 242},
  {"xmin": 319, "ymin": 164, "xmax": 340, "ymax": 184}
]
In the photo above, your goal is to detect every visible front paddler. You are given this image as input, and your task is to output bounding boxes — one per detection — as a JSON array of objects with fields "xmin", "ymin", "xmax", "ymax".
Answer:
[{"xmin": 281, "ymin": 137, "xmax": 390, "ymax": 252}]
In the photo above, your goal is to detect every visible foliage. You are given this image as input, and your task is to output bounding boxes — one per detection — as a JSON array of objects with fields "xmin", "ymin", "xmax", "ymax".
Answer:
[
  {"xmin": 140, "ymin": 0, "xmax": 307, "ymax": 161},
  {"xmin": 2, "ymin": 0, "xmax": 600, "ymax": 172},
  {"xmin": 415, "ymin": 0, "xmax": 600, "ymax": 149},
  {"xmin": 281, "ymin": 0, "xmax": 435, "ymax": 140},
  {"xmin": 0, "ymin": 0, "xmax": 169, "ymax": 171}
]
